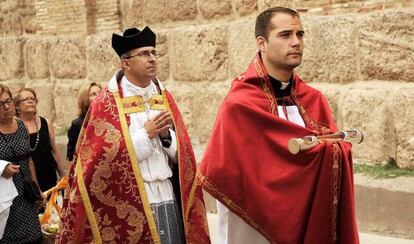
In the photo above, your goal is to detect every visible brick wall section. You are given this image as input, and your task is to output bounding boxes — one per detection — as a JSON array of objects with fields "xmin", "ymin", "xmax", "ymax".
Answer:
[
  {"xmin": 0, "ymin": 0, "xmax": 24, "ymax": 36},
  {"xmin": 34, "ymin": 0, "xmax": 87, "ymax": 35},
  {"xmin": 259, "ymin": 0, "xmax": 414, "ymax": 14},
  {"xmin": 0, "ymin": 0, "xmax": 413, "ymax": 168},
  {"xmin": 85, "ymin": 0, "xmax": 121, "ymax": 34}
]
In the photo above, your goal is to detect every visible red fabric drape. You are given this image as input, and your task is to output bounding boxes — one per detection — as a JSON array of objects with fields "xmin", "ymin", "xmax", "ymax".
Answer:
[
  {"xmin": 198, "ymin": 54, "xmax": 359, "ymax": 244},
  {"xmin": 57, "ymin": 76, "xmax": 210, "ymax": 243}
]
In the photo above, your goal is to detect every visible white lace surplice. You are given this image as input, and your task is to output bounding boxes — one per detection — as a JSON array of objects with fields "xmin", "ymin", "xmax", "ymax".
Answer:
[{"xmin": 121, "ymin": 77, "xmax": 177, "ymax": 204}]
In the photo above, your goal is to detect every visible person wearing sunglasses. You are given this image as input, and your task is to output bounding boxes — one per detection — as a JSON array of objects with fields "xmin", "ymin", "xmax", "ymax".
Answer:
[{"xmin": 58, "ymin": 26, "xmax": 210, "ymax": 244}]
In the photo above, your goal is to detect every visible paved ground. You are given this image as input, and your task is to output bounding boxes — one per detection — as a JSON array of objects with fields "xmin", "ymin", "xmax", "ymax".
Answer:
[{"xmin": 207, "ymin": 213, "xmax": 414, "ymax": 244}]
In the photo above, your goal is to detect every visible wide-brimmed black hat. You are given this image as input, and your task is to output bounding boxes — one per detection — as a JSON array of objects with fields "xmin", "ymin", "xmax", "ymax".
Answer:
[{"xmin": 112, "ymin": 26, "xmax": 156, "ymax": 57}]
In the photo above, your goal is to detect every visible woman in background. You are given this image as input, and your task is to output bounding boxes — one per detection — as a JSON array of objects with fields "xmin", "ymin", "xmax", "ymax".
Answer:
[
  {"xmin": 15, "ymin": 88, "xmax": 66, "ymax": 192},
  {"xmin": 66, "ymin": 82, "xmax": 102, "ymax": 163},
  {"xmin": 0, "ymin": 84, "xmax": 42, "ymax": 243}
]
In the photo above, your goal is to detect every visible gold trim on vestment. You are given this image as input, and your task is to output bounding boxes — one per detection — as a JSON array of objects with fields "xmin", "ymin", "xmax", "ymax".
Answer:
[
  {"xmin": 122, "ymin": 94, "xmax": 167, "ymax": 114},
  {"xmin": 163, "ymin": 92, "xmax": 189, "ymax": 232},
  {"xmin": 75, "ymin": 156, "xmax": 103, "ymax": 243},
  {"xmin": 331, "ymin": 143, "xmax": 340, "ymax": 242},
  {"xmin": 114, "ymin": 91, "xmax": 161, "ymax": 244}
]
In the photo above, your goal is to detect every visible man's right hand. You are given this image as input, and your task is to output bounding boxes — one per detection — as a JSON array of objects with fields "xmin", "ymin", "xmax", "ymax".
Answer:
[
  {"xmin": 1, "ymin": 164, "xmax": 20, "ymax": 178},
  {"xmin": 144, "ymin": 111, "xmax": 172, "ymax": 139}
]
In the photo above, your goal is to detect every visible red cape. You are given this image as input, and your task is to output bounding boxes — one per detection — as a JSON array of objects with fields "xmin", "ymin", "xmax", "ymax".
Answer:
[
  {"xmin": 58, "ymin": 74, "xmax": 210, "ymax": 243},
  {"xmin": 198, "ymin": 54, "xmax": 359, "ymax": 244}
]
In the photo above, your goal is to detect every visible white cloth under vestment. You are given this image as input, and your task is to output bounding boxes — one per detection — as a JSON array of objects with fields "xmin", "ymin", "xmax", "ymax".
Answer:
[{"xmin": 109, "ymin": 76, "xmax": 178, "ymax": 204}]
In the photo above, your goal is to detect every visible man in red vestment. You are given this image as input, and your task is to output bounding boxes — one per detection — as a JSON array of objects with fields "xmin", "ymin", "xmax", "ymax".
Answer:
[
  {"xmin": 198, "ymin": 7, "xmax": 359, "ymax": 244},
  {"xmin": 57, "ymin": 26, "xmax": 210, "ymax": 243}
]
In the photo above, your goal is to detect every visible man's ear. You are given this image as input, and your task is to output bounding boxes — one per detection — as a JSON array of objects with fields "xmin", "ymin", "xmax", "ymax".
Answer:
[
  {"xmin": 121, "ymin": 59, "xmax": 130, "ymax": 71},
  {"xmin": 256, "ymin": 36, "xmax": 266, "ymax": 52}
]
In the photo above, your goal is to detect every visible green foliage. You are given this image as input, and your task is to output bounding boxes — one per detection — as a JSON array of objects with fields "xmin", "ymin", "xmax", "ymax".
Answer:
[{"xmin": 354, "ymin": 163, "xmax": 414, "ymax": 179}]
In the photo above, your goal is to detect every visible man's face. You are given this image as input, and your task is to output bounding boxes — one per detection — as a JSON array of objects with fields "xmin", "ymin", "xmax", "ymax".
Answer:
[
  {"xmin": 121, "ymin": 46, "xmax": 158, "ymax": 81},
  {"xmin": 257, "ymin": 13, "xmax": 304, "ymax": 71}
]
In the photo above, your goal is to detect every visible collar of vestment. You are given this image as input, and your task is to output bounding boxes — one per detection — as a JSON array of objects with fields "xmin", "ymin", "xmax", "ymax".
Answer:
[{"xmin": 120, "ymin": 76, "xmax": 167, "ymax": 113}]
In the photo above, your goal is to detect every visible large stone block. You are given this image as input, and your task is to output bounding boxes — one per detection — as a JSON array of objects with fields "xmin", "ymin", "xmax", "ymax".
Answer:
[
  {"xmin": 18, "ymin": 0, "xmax": 38, "ymax": 34},
  {"xmin": 199, "ymin": 0, "xmax": 232, "ymax": 19},
  {"xmin": 153, "ymin": 0, "xmax": 197, "ymax": 23},
  {"xmin": 24, "ymin": 37, "xmax": 50, "ymax": 79},
  {"xmin": 24, "ymin": 80, "xmax": 55, "ymax": 121},
  {"xmin": 85, "ymin": 0, "xmax": 120, "ymax": 34},
  {"xmin": 49, "ymin": 36, "xmax": 86, "ymax": 79},
  {"xmin": 307, "ymin": 82, "xmax": 345, "ymax": 127},
  {"xmin": 0, "ymin": 37, "xmax": 24, "ymax": 81},
  {"xmin": 34, "ymin": 0, "xmax": 87, "ymax": 35},
  {"xmin": 357, "ymin": 9, "xmax": 414, "ymax": 82},
  {"xmin": 391, "ymin": 87, "xmax": 414, "ymax": 168},
  {"xmin": 234, "ymin": 0, "xmax": 258, "ymax": 16},
  {"xmin": 258, "ymin": 0, "xmax": 301, "ymax": 12},
  {"xmin": 355, "ymin": 175, "xmax": 414, "ymax": 239},
  {"xmin": 165, "ymin": 80, "xmax": 231, "ymax": 144},
  {"xmin": 86, "ymin": 33, "xmax": 119, "ymax": 83},
  {"xmin": 0, "ymin": 80, "xmax": 25, "ymax": 94},
  {"xmin": 119, "ymin": 0, "xmax": 144, "ymax": 28},
  {"xmin": 53, "ymin": 80, "xmax": 86, "ymax": 133},
  {"xmin": 342, "ymin": 84, "xmax": 396, "ymax": 164},
  {"xmin": 170, "ymin": 25, "xmax": 228, "ymax": 81},
  {"xmin": 297, "ymin": 14, "xmax": 359, "ymax": 84},
  {"xmin": 156, "ymin": 32, "xmax": 169, "ymax": 81},
  {"xmin": 0, "ymin": 0, "xmax": 23, "ymax": 36},
  {"xmin": 228, "ymin": 19, "xmax": 257, "ymax": 77},
  {"xmin": 122, "ymin": 0, "xmax": 197, "ymax": 25}
]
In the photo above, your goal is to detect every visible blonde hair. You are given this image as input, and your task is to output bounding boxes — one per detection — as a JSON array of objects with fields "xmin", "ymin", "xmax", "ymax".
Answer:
[
  {"xmin": 14, "ymin": 87, "xmax": 38, "ymax": 105},
  {"xmin": 14, "ymin": 87, "xmax": 38, "ymax": 115},
  {"xmin": 77, "ymin": 82, "xmax": 102, "ymax": 116}
]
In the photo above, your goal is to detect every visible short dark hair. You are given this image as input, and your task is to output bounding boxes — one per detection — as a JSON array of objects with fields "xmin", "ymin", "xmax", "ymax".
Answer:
[{"xmin": 255, "ymin": 7, "xmax": 300, "ymax": 40}]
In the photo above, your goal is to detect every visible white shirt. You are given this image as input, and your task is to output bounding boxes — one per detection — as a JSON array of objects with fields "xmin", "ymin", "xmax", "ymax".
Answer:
[
  {"xmin": 121, "ymin": 77, "xmax": 177, "ymax": 204},
  {"xmin": 0, "ymin": 160, "xmax": 18, "ymax": 213},
  {"xmin": 0, "ymin": 160, "xmax": 18, "ymax": 238}
]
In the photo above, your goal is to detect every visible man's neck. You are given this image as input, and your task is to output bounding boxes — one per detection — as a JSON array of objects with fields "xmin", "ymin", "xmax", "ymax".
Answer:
[
  {"xmin": 124, "ymin": 73, "xmax": 152, "ymax": 88},
  {"xmin": 262, "ymin": 59, "xmax": 293, "ymax": 83}
]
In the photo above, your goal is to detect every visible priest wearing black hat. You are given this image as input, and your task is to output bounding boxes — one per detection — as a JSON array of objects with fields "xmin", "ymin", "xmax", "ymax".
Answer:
[{"xmin": 57, "ymin": 27, "xmax": 211, "ymax": 244}]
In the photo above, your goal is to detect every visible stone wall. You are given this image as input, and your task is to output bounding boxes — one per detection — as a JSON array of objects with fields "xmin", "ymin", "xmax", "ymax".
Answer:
[{"xmin": 1, "ymin": 0, "xmax": 413, "ymax": 168}]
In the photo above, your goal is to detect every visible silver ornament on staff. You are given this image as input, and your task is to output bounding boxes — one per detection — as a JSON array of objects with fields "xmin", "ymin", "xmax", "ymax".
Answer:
[{"xmin": 288, "ymin": 129, "xmax": 364, "ymax": 154}]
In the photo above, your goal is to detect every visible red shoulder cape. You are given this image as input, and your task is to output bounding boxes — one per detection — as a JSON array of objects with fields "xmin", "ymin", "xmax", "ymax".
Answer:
[
  {"xmin": 198, "ymin": 54, "xmax": 359, "ymax": 244},
  {"xmin": 58, "ymin": 76, "xmax": 210, "ymax": 244}
]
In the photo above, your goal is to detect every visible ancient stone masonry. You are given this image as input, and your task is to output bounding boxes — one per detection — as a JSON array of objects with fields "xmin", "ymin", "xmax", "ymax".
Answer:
[
  {"xmin": 35, "ymin": 0, "xmax": 88, "ymax": 35},
  {"xmin": 0, "ymin": 0, "xmax": 413, "ymax": 168}
]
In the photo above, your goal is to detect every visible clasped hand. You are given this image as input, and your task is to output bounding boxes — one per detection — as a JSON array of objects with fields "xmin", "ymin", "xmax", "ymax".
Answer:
[{"xmin": 144, "ymin": 111, "xmax": 172, "ymax": 139}]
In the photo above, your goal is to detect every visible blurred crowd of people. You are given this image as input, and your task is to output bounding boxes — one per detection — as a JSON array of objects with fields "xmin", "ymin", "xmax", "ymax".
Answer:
[{"xmin": 0, "ymin": 82, "xmax": 101, "ymax": 243}]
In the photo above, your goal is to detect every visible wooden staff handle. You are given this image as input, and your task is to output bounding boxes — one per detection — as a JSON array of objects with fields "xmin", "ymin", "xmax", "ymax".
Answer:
[{"xmin": 288, "ymin": 129, "xmax": 364, "ymax": 154}]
